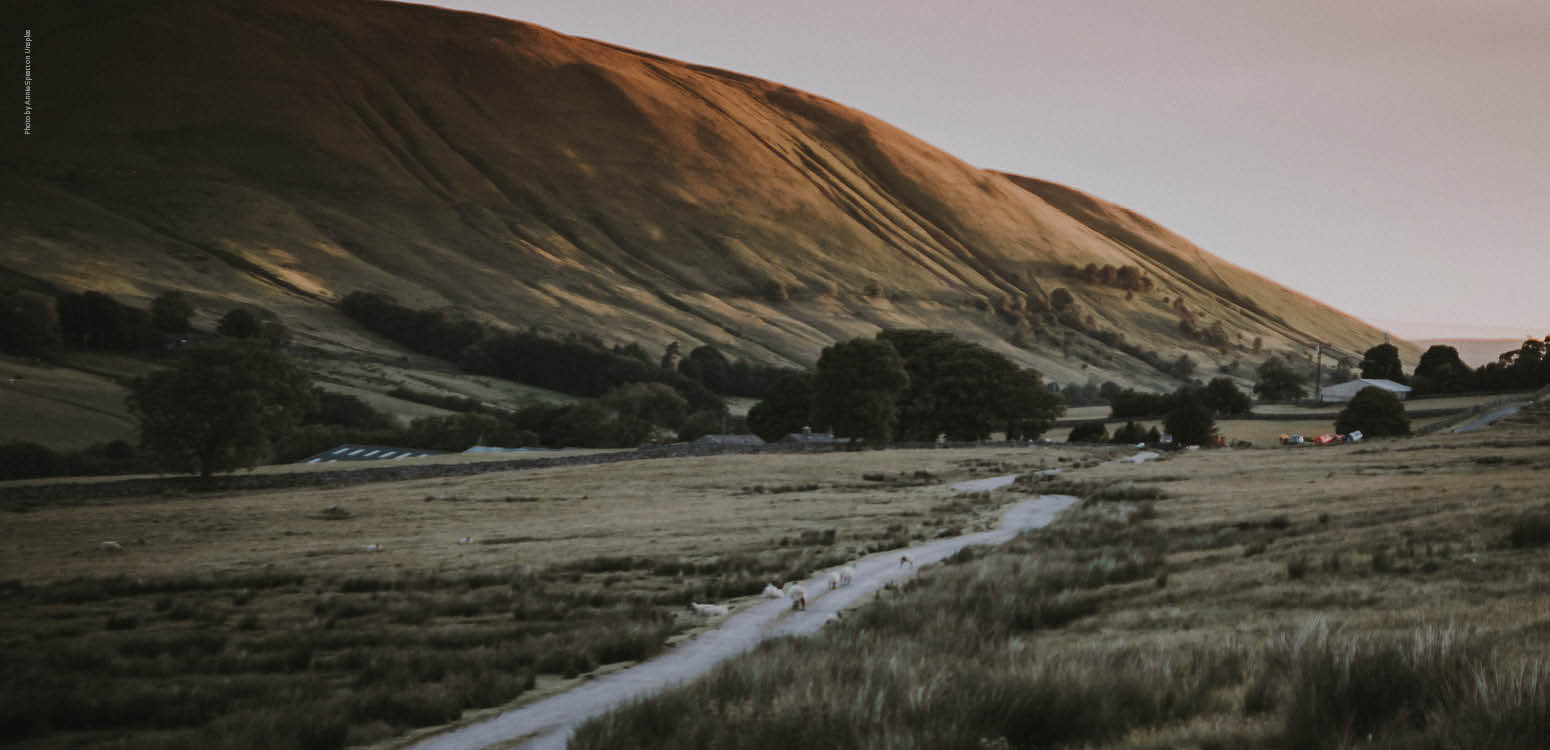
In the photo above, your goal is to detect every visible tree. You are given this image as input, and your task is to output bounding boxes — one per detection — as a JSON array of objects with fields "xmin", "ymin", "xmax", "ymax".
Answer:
[
  {"xmin": 1202, "ymin": 377, "xmax": 1252, "ymax": 416},
  {"xmin": 0, "ymin": 290, "xmax": 61, "ymax": 355},
  {"xmin": 678, "ymin": 345, "xmax": 731, "ymax": 394},
  {"xmin": 150, "ymin": 291, "xmax": 195, "ymax": 334},
  {"xmin": 603, "ymin": 382, "xmax": 688, "ymax": 445},
  {"xmin": 127, "ymin": 344, "xmax": 316, "ymax": 481},
  {"xmin": 1165, "ymin": 388, "xmax": 1216, "ymax": 447},
  {"xmin": 1254, "ymin": 357, "xmax": 1307, "ymax": 401},
  {"xmin": 746, "ymin": 372, "xmax": 816, "ymax": 442},
  {"xmin": 57, "ymin": 290, "xmax": 154, "ymax": 350},
  {"xmin": 812, "ymin": 338, "xmax": 908, "ymax": 444},
  {"xmin": 218, "ymin": 308, "xmax": 260, "ymax": 339},
  {"xmin": 1359, "ymin": 343, "xmax": 1407, "ymax": 383},
  {"xmin": 1335, "ymin": 386, "xmax": 1410, "ymax": 437},
  {"xmin": 1067, "ymin": 422, "xmax": 1108, "ymax": 443},
  {"xmin": 1050, "ymin": 288, "xmax": 1074, "ymax": 311},
  {"xmin": 1110, "ymin": 421, "xmax": 1148, "ymax": 444},
  {"xmin": 1412, "ymin": 345, "xmax": 1471, "ymax": 394},
  {"xmin": 998, "ymin": 367, "xmax": 1063, "ymax": 440}
]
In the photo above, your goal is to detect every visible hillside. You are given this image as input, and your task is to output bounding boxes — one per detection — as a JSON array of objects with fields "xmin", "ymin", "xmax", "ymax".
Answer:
[{"xmin": 0, "ymin": 0, "xmax": 1410, "ymax": 391}]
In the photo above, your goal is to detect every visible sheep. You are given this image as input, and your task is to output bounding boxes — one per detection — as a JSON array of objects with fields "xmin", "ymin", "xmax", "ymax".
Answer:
[
  {"xmin": 690, "ymin": 602, "xmax": 729, "ymax": 616},
  {"xmin": 899, "ymin": 554, "xmax": 914, "ymax": 567},
  {"xmin": 788, "ymin": 583, "xmax": 807, "ymax": 611},
  {"xmin": 100, "ymin": 540, "xmax": 124, "ymax": 553},
  {"xmin": 840, "ymin": 566, "xmax": 856, "ymax": 586},
  {"xmin": 827, "ymin": 571, "xmax": 841, "ymax": 590},
  {"xmin": 364, "ymin": 543, "xmax": 383, "ymax": 552},
  {"xmin": 458, "ymin": 536, "xmax": 474, "ymax": 545},
  {"xmin": 762, "ymin": 583, "xmax": 786, "ymax": 599}
]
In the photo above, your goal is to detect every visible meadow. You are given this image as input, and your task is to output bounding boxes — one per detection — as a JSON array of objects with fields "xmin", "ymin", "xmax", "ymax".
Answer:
[
  {"xmin": 4, "ymin": 398, "xmax": 1547, "ymax": 750},
  {"xmin": 0, "ymin": 445, "xmax": 1085, "ymax": 749},
  {"xmin": 574, "ymin": 400, "xmax": 1550, "ymax": 749}
]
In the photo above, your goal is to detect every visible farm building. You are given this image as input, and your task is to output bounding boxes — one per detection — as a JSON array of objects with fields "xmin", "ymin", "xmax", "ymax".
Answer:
[
  {"xmin": 779, "ymin": 431, "xmax": 843, "ymax": 446},
  {"xmin": 1319, "ymin": 378, "xmax": 1412, "ymax": 402},
  {"xmin": 300, "ymin": 444, "xmax": 446, "ymax": 463},
  {"xmin": 691, "ymin": 434, "xmax": 765, "ymax": 447}
]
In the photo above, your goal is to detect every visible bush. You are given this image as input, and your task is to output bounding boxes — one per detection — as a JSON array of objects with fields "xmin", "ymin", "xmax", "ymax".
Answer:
[
  {"xmin": 1109, "ymin": 421, "xmax": 1148, "ymax": 444},
  {"xmin": 1067, "ymin": 422, "xmax": 1108, "ymax": 443},
  {"xmin": 1334, "ymin": 386, "xmax": 1410, "ymax": 437},
  {"xmin": 1510, "ymin": 515, "xmax": 1550, "ymax": 549}
]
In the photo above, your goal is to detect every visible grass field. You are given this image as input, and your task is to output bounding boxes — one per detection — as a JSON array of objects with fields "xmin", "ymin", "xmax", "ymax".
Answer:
[
  {"xmin": 4, "ymin": 397, "xmax": 1548, "ymax": 750},
  {"xmin": 0, "ymin": 445, "xmax": 1090, "ymax": 749},
  {"xmin": 574, "ymin": 400, "xmax": 1550, "ymax": 749}
]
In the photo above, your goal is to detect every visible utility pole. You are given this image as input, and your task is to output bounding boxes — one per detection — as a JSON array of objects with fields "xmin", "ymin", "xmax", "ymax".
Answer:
[{"xmin": 1313, "ymin": 343, "xmax": 1323, "ymax": 403}]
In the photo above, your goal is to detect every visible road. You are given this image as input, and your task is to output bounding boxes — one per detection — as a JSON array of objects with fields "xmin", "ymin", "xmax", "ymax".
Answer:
[
  {"xmin": 408, "ymin": 484, "xmax": 1076, "ymax": 750},
  {"xmin": 1451, "ymin": 401, "xmax": 1532, "ymax": 433}
]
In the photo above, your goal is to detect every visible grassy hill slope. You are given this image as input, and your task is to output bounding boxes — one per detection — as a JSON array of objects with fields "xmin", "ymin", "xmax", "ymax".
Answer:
[{"xmin": 0, "ymin": 0, "xmax": 1410, "ymax": 390}]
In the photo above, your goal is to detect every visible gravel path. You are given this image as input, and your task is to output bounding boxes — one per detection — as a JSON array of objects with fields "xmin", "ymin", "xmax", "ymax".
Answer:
[{"xmin": 408, "ymin": 492, "xmax": 1078, "ymax": 750}]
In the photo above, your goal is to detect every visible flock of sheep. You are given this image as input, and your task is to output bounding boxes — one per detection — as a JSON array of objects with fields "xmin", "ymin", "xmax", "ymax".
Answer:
[{"xmin": 690, "ymin": 555, "xmax": 915, "ymax": 618}]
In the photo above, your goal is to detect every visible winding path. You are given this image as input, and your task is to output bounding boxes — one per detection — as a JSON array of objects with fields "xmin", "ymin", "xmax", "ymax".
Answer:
[{"xmin": 409, "ymin": 484, "xmax": 1076, "ymax": 750}]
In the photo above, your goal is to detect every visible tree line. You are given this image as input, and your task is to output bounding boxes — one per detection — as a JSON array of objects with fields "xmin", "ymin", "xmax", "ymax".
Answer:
[
  {"xmin": 0, "ymin": 287, "xmax": 290, "ymax": 356},
  {"xmin": 339, "ymin": 292, "xmax": 792, "ymax": 409},
  {"xmin": 746, "ymin": 331, "xmax": 1064, "ymax": 444}
]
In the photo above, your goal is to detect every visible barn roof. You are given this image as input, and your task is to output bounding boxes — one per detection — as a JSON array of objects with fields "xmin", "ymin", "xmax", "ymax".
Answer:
[{"xmin": 299, "ymin": 444, "xmax": 446, "ymax": 464}]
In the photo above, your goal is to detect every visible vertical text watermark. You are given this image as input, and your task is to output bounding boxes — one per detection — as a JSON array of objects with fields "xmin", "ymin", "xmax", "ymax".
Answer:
[{"xmin": 23, "ymin": 29, "xmax": 33, "ymax": 134}]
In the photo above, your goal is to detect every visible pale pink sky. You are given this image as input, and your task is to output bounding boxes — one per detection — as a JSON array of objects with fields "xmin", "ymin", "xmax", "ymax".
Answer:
[{"xmin": 429, "ymin": 1, "xmax": 1548, "ymax": 341}]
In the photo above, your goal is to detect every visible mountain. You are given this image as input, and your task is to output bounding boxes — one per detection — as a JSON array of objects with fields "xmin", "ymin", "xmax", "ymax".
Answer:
[{"xmin": 0, "ymin": 0, "xmax": 1410, "ymax": 389}]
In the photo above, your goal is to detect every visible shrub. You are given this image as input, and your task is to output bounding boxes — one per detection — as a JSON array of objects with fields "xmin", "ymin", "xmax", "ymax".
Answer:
[
  {"xmin": 1335, "ymin": 386, "xmax": 1410, "ymax": 437},
  {"xmin": 1510, "ymin": 515, "xmax": 1550, "ymax": 548},
  {"xmin": 1067, "ymin": 422, "xmax": 1108, "ymax": 443}
]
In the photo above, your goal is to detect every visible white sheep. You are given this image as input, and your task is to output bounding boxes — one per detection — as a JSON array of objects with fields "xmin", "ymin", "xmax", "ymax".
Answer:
[
  {"xmin": 827, "ymin": 571, "xmax": 841, "ymax": 590},
  {"xmin": 365, "ymin": 543, "xmax": 383, "ymax": 552},
  {"xmin": 458, "ymin": 536, "xmax": 474, "ymax": 545},
  {"xmin": 100, "ymin": 540, "xmax": 124, "ymax": 553},
  {"xmin": 788, "ymin": 583, "xmax": 807, "ymax": 611},
  {"xmin": 840, "ymin": 566, "xmax": 856, "ymax": 586},
  {"xmin": 690, "ymin": 602, "xmax": 729, "ymax": 616},
  {"xmin": 762, "ymin": 583, "xmax": 786, "ymax": 599}
]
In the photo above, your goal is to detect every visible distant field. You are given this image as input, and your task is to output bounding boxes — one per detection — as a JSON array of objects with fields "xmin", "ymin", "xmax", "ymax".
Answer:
[{"xmin": 0, "ymin": 357, "xmax": 136, "ymax": 450}]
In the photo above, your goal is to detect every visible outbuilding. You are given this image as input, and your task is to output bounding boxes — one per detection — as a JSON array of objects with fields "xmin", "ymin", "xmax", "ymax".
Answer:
[{"xmin": 1319, "ymin": 378, "xmax": 1412, "ymax": 402}]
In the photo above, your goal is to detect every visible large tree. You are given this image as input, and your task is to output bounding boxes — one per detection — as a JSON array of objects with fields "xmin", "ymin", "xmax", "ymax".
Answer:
[
  {"xmin": 677, "ymin": 345, "xmax": 731, "ymax": 394},
  {"xmin": 1412, "ymin": 344, "xmax": 1472, "ymax": 394},
  {"xmin": 998, "ymin": 367, "xmax": 1063, "ymax": 440},
  {"xmin": 1202, "ymin": 377, "xmax": 1252, "ymax": 416},
  {"xmin": 1335, "ymin": 386, "xmax": 1410, "ymax": 437},
  {"xmin": 603, "ymin": 382, "xmax": 688, "ymax": 445},
  {"xmin": 1254, "ymin": 357, "xmax": 1307, "ymax": 401},
  {"xmin": 127, "ymin": 344, "xmax": 316, "ymax": 481},
  {"xmin": 812, "ymin": 338, "xmax": 908, "ymax": 444},
  {"xmin": 746, "ymin": 372, "xmax": 816, "ymax": 442},
  {"xmin": 1165, "ymin": 388, "xmax": 1217, "ymax": 447},
  {"xmin": 1359, "ymin": 343, "xmax": 1407, "ymax": 383},
  {"xmin": 150, "ymin": 291, "xmax": 195, "ymax": 334}
]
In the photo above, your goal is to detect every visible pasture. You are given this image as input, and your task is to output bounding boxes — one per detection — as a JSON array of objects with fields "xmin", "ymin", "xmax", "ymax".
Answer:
[
  {"xmin": 577, "ymin": 400, "xmax": 1550, "ymax": 749},
  {"xmin": 0, "ymin": 445, "xmax": 1088, "ymax": 749}
]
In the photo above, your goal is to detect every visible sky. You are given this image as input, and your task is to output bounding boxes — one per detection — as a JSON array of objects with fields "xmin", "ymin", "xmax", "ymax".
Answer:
[{"xmin": 430, "ymin": 1, "xmax": 1548, "ymax": 341}]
